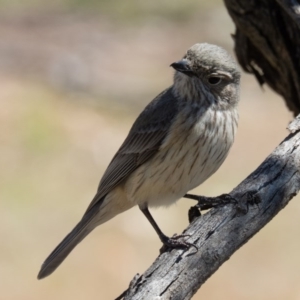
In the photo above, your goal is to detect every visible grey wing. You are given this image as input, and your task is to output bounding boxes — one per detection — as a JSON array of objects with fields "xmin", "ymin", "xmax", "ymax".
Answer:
[
  {"xmin": 86, "ymin": 87, "xmax": 178, "ymax": 211},
  {"xmin": 37, "ymin": 89, "xmax": 178, "ymax": 279}
]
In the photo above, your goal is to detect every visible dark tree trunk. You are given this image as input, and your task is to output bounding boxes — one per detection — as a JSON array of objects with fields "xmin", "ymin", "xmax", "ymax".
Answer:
[{"xmin": 224, "ymin": 0, "xmax": 300, "ymax": 115}]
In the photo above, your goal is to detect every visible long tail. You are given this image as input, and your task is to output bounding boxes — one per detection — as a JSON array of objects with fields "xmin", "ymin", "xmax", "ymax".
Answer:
[{"xmin": 37, "ymin": 201, "xmax": 102, "ymax": 280}]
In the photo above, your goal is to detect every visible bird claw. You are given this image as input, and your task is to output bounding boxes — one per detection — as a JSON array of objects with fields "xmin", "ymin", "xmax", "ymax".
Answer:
[
  {"xmin": 235, "ymin": 190, "xmax": 261, "ymax": 215},
  {"xmin": 188, "ymin": 205, "xmax": 201, "ymax": 223},
  {"xmin": 196, "ymin": 193, "xmax": 237, "ymax": 211},
  {"xmin": 186, "ymin": 193, "xmax": 238, "ymax": 223},
  {"xmin": 159, "ymin": 233, "xmax": 198, "ymax": 254},
  {"xmin": 246, "ymin": 190, "xmax": 261, "ymax": 206}
]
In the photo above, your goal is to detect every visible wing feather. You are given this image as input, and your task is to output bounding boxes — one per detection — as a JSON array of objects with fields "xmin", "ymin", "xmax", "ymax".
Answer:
[{"xmin": 86, "ymin": 87, "xmax": 179, "ymax": 211}]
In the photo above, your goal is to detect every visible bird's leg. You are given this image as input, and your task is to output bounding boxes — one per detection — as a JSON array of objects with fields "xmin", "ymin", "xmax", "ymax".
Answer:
[
  {"xmin": 139, "ymin": 205, "xmax": 197, "ymax": 253},
  {"xmin": 184, "ymin": 193, "xmax": 237, "ymax": 211}
]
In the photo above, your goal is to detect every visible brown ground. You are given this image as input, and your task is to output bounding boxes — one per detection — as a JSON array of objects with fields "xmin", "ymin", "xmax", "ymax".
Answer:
[{"xmin": 1, "ymin": 2, "xmax": 300, "ymax": 300}]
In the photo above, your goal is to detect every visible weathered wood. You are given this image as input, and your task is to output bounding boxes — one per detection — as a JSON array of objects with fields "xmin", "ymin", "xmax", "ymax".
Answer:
[
  {"xmin": 118, "ymin": 117, "xmax": 300, "ymax": 299},
  {"xmin": 224, "ymin": 0, "xmax": 300, "ymax": 115}
]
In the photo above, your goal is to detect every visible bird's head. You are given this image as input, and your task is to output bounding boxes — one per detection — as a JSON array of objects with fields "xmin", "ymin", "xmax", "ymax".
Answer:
[{"xmin": 171, "ymin": 43, "xmax": 241, "ymax": 109}]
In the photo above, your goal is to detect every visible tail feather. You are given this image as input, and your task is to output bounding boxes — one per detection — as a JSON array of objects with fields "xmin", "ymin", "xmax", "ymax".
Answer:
[
  {"xmin": 38, "ymin": 190, "xmax": 129, "ymax": 279},
  {"xmin": 37, "ymin": 207, "xmax": 99, "ymax": 280}
]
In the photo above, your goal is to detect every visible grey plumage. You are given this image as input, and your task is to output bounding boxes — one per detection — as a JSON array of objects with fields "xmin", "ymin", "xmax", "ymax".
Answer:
[{"xmin": 38, "ymin": 43, "xmax": 241, "ymax": 279}]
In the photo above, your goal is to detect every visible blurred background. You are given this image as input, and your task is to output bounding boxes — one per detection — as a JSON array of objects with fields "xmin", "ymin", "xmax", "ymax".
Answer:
[{"xmin": 1, "ymin": 0, "xmax": 299, "ymax": 299}]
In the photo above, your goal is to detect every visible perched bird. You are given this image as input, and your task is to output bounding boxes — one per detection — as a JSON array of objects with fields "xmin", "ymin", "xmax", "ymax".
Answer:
[{"xmin": 38, "ymin": 43, "xmax": 241, "ymax": 279}]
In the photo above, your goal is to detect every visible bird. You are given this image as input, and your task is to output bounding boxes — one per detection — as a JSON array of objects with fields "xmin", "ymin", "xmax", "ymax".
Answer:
[{"xmin": 37, "ymin": 43, "xmax": 241, "ymax": 280}]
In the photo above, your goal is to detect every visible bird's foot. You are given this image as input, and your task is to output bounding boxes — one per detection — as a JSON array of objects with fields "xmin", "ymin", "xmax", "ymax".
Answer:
[
  {"xmin": 197, "ymin": 193, "xmax": 237, "ymax": 210},
  {"xmin": 185, "ymin": 193, "xmax": 237, "ymax": 210},
  {"xmin": 235, "ymin": 190, "xmax": 261, "ymax": 215},
  {"xmin": 159, "ymin": 233, "xmax": 197, "ymax": 254},
  {"xmin": 186, "ymin": 191, "xmax": 261, "ymax": 222},
  {"xmin": 186, "ymin": 193, "xmax": 238, "ymax": 223},
  {"xmin": 188, "ymin": 205, "xmax": 201, "ymax": 223},
  {"xmin": 246, "ymin": 190, "xmax": 261, "ymax": 206}
]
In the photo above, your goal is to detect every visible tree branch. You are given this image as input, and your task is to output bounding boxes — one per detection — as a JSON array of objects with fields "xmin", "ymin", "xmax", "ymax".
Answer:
[
  {"xmin": 118, "ymin": 116, "xmax": 300, "ymax": 299},
  {"xmin": 224, "ymin": 0, "xmax": 300, "ymax": 115}
]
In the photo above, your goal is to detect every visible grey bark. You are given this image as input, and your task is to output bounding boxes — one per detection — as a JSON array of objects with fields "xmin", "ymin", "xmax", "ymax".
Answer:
[{"xmin": 117, "ymin": 117, "xmax": 300, "ymax": 299}]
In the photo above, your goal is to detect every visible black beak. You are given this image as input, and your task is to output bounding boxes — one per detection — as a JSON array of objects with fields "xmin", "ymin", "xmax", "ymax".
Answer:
[{"xmin": 170, "ymin": 59, "xmax": 195, "ymax": 77}]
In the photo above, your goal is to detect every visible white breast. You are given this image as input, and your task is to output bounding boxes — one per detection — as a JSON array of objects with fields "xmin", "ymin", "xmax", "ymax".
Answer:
[{"xmin": 125, "ymin": 107, "xmax": 238, "ymax": 208}]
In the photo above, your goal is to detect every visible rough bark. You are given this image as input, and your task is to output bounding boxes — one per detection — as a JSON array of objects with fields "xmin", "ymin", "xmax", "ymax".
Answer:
[
  {"xmin": 224, "ymin": 0, "xmax": 300, "ymax": 115},
  {"xmin": 117, "ymin": 117, "xmax": 300, "ymax": 299}
]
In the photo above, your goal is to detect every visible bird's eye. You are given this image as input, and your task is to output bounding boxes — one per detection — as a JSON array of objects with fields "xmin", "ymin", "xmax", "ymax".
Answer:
[{"xmin": 208, "ymin": 76, "xmax": 222, "ymax": 85}]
